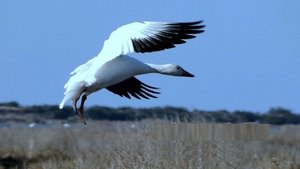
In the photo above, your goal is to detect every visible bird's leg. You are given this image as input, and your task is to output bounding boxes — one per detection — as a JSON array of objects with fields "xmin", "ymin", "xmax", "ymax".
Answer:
[
  {"xmin": 72, "ymin": 98, "xmax": 83, "ymax": 123},
  {"xmin": 72, "ymin": 98, "xmax": 79, "ymax": 112},
  {"xmin": 77, "ymin": 94, "xmax": 87, "ymax": 125}
]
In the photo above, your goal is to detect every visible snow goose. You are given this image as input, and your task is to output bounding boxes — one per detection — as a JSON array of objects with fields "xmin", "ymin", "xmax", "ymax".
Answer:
[{"xmin": 59, "ymin": 20, "xmax": 205, "ymax": 124}]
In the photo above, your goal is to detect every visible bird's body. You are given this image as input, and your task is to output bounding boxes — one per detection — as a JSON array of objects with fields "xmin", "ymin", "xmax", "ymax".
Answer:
[
  {"xmin": 59, "ymin": 20, "xmax": 205, "ymax": 124},
  {"xmin": 82, "ymin": 55, "xmax": 155, "ymax": 95},
  {"xmin": 94, "ymin": 56, "xmax": 153, "ymax": 88}
]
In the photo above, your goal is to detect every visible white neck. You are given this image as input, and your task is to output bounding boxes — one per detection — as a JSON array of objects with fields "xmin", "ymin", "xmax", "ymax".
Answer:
[{"xmin": 146, "ymin": 63, "xmax": 172, "ymax": 75}]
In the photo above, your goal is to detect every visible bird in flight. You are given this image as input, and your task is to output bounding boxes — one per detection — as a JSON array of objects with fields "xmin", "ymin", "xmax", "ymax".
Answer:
[{"xmin": 59, "ymin": 20, "xmax": 205, "ymax": 124}]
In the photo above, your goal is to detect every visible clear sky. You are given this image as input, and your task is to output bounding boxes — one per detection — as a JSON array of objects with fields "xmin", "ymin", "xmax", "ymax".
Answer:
[{"xmin": 1, "ymin": 0, "xmax": 300, "ymax": 112}]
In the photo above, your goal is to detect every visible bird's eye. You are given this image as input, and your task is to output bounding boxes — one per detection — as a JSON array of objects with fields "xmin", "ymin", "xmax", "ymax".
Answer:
[{"xmin": 176, "ymin": 66, "xmax": 180, "ymax": 69}]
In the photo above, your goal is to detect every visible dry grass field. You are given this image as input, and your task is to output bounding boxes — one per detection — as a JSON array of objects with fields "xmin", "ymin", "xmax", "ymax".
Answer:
[{"xmin": 0, "ymin": 121, "xmax": 299, "ymax": 169}]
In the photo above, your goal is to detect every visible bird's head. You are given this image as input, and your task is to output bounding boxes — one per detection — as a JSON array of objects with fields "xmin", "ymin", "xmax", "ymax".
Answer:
[{"xmin": 160, "ymin": 64, "xmax": 195, "ymax": 77}]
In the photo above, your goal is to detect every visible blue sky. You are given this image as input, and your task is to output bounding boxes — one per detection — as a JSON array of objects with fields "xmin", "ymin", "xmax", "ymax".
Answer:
[{"xmin": 1, "ymin": 0, "xmax": 300, "ymax": 112}]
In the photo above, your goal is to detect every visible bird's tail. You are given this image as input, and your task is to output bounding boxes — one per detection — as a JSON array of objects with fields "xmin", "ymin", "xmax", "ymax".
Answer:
[
  {"xmin": 59, "ymin": 98, "xmax": 68, "ymax": 109},
  {"xmin": 59, "ymin": 80, "xmax": 86, "ymax": 109},
  {"xmin": 59, "ymin": 58, "xmax": 96, "ymax": 109}
]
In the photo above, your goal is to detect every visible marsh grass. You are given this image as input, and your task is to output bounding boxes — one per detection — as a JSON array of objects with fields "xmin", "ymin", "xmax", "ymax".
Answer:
[{"xmin": 0, "ymin": 121, "xmax": 299, "ymax": 169}]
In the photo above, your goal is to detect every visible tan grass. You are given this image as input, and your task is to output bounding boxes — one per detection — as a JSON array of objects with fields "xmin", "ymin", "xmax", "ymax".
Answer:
[{"xmin": 0, "ymin": 121, "xmax": 299, "ymax": 169}]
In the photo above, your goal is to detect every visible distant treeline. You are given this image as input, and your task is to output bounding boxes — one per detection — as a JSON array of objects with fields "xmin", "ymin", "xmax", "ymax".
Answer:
[{"xmin": 0, "ymin": 101, "xmax": 300, "ymax": 125}]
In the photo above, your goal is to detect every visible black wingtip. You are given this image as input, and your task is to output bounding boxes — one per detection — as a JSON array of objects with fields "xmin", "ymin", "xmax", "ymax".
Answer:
[
  {"xmin": 167, "ymin": 20, "xmax": 204, "ymax": 26},
  {"xmin": 131, "ymin": 20, "xmax": 205, "ymax": 53},
  {"xmin": 106, "ymin": 77, "xmax": 160, "ymax": 100}
]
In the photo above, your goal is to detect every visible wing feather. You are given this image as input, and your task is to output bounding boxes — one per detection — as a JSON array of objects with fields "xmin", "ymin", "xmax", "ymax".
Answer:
[
  {"xmin": 98, "ymin": 20, "xmax": 205, "ymax": 59},
  {"xmin": 106, "ymin": 77, "xmax": 160, "ymax": 99}
]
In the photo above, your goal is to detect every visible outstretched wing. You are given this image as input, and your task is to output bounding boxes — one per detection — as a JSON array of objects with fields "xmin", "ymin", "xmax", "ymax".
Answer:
[
  {"xmin": 101, "ymin": 20, "xmax": 205, "ymax": 54},
  {"xmin": 106, "ymin": 77, "xmax": 160, "ymax": 99},
  {"xmin": 97, "ymin": 21, "xmax": 205, "ymax": 63}
]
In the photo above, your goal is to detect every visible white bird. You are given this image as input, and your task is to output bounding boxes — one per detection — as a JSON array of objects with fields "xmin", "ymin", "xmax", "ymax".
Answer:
[{"xmin": 59, "ymin": 20, "xmax": 205, "ymax": 124}]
